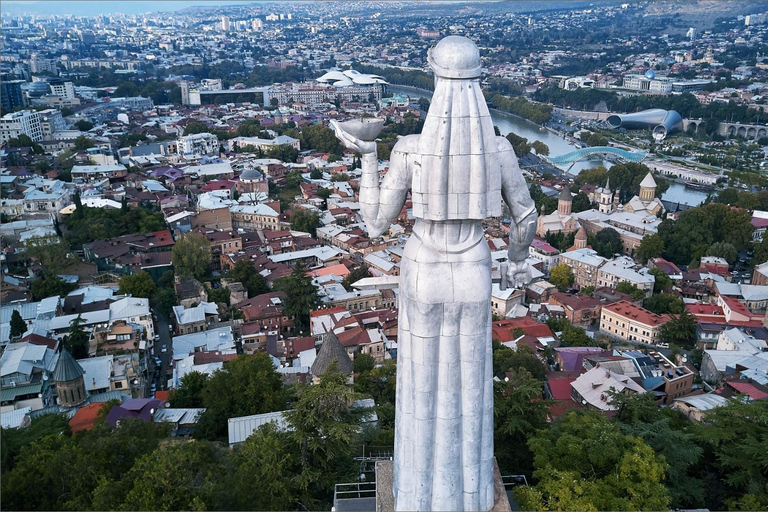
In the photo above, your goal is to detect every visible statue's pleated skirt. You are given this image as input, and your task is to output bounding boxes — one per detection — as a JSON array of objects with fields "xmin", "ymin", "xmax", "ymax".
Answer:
[{"xmin": 393, "ymin": 226, "xmax": 494, "ymax": 512}]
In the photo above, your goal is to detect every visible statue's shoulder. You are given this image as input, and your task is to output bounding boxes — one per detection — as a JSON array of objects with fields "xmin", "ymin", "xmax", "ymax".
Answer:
[
  {"xmin": 496, "ymin": 135, "xmax": 514, "ymax": 153},
  {"xmin": 392, "ymin": 134, "xmax": 420, "ymax": 154}
]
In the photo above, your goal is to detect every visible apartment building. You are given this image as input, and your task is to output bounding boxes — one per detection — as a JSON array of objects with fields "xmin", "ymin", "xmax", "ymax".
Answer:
[
  {"xmin": 600, "ymin": 300, "xmax": 670, "ymax": 344},
  {"xmin": 1, "ymin": 110, "xmax": 43, "ymax": 142},
  {"xmin": 559, "ymin": 248, "xmax": 607, "ymax": 288}
]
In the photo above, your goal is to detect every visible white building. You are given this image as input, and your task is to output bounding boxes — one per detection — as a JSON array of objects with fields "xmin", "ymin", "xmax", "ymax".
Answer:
[
  {"xmin": 0, "ymin": 110, "xmax": 43, "ymax": 142},
  {"xmin": 21, "ymin": 179, "xmax": 71, "ymax": 216},
  {"xmin": 177, "ymin": 133, "xmax": 219, "ymax": 157},
  {"xmin": 597, "ymin": 257, "xmax": 655, "ymax": 298},
  {"xmin": 49, "ymin": 80, "xmax": 76, "ymax": 101},
  {"xmin": 231, "ymin": 135, "xmax": 301, "ymax": 152}
]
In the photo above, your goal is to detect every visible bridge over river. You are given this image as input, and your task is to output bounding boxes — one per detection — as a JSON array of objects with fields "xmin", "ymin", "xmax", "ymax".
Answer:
[{"xmin": 546, "ymin": 146, "xmax": 648, "ymax": 166}]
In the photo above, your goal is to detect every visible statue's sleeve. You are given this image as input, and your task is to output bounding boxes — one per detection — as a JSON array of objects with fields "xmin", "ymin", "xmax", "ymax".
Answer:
[
  {"xmin": 498, "ymin": 137, "xmax": 537, "ymax": 262},
  {"xmin": 359, "ymin": 136, "xmax": 414, "ymax": 238}
]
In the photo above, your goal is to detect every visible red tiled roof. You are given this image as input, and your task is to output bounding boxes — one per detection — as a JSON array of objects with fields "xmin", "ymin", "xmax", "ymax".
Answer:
[
  {"xmin": 69, "ymin": 403, "xmax": 104, "ymax": 433},
  {"xmin": 492, "ymin": 317, "xmax": 554, "ymax": 342},
  {"xmin": 548, "ymin": 400, "xmax": 582, "ymax": 419},
  {"xmin": 337, "ymin": 327, "xmax": 371, "ymax": 347},
  {"xmin": 603, "ymin": 300, "xmax": 670, "ymax": 326},
  {"xmin": 726, "ymin": 381, "xmax": 768, "ymax": 400},
  {"xmin": 19, "ymin": 333, "xmax": 58, "ymax": 350},
  {"xmin": 548, "ymin": 377, "xmax": 575, "ymax": 401},
  {"xmin": 154, "ymin": 390, "xmax": 170, "ymax": 401}
]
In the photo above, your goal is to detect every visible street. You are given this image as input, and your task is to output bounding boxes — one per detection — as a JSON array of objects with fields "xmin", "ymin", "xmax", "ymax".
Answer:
[{"xmin": 149, "ymin": 306, "xmax": 174, "ymax": 394}]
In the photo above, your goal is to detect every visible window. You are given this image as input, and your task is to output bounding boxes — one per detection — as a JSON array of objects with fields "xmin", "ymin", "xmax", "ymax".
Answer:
[{"xmin": 115, "ymin": 381, "xmax": 123, "ymax": 389}]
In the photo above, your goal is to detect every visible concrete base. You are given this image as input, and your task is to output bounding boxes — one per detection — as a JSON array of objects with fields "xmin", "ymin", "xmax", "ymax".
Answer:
[{"xmin": 375, "ymin": 459, "xmax": 512, "ymax": 512}]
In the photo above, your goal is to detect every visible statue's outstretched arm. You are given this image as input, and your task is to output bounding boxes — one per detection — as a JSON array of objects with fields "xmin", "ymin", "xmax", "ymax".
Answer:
[
  {"xmin": 333, "ymin": 125, "xmax": 413, "ymax": 238},
  {"xmin": 359, "ymin": 147, "xmax": 410, "ymax": 238},
  {"xmin": 499, "ymin": 137, "xmax": 537, "ymax": 287}
]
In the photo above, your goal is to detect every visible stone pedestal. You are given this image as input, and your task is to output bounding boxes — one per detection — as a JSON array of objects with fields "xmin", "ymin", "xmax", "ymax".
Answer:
[{"xmin": 375, "ymin": 459, "xmax": 512, "ymax": 512}]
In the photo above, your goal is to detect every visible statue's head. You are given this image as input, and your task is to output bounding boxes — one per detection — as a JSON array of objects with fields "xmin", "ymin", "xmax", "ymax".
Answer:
[{"xmin": 427, "ymin": 36, "xmax": 481, "ymax": 79}]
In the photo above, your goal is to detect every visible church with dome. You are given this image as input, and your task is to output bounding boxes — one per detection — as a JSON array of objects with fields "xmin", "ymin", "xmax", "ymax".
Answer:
[
  {"xmin": 535, "ymin": 188, "xmax": 581, "ymax": 237},
  {"xmin": 623, "ymin": 173, "xmax": 664, "ymax": 216}
]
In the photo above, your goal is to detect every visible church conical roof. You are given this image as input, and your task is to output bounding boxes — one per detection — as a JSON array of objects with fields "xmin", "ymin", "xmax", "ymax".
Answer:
[
  {"xmin": 575, "ymin": 227, "xmax": 587, "ymax": 241},
  {"xmin": 311, "ymin": 331, "xmax": 354, "ymax": 377},
  {"xmin": 558, "ymin": 188, "xmax": 573, "ymax": 202},
  {"xmin": 640, "ymin": 172, "xmax": 657, "ymax": 188},
  {"xmin": 54, "ymin": 349, "xmax": 84, "ymax": 383}
]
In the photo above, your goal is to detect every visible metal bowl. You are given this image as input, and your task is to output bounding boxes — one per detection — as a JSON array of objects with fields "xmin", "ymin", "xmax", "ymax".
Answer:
[{"xmin": 334, "ymin": 118, "xmax": 385, "ymax": 141}]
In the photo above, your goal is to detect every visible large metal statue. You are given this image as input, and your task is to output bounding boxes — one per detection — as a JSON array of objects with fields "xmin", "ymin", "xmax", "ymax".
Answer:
[{"xmin": 333, "ymin": 36, "xmax": 537, "ymax": 512}]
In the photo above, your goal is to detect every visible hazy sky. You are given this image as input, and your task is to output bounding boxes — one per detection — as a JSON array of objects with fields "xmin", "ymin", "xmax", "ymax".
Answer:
[{"xmin": 2, "ymin": 1, "xmax": 259, "ymax": 17}]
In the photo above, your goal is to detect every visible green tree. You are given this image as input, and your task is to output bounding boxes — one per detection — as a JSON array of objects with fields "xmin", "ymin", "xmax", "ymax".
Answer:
[
  {"xmin": 341, "ymin": 264, "xmax": 372, "ymax": 291},
  {"xmin": 30, "ymin": 275, "xmax": 77, "ymax": 301},
  {"xmin": 207, "ymin": 285, "xmax": 230, "ymax": 305},
  {"xmin": 195, "ymin": 354, "xmax": 285, "ymax": 440},
  {"xmin": 648, "ymin": 267, "xmax": 672, "ymax": 293},
  {"xmin": 4, "ymin": 419, "xmax": 168, "ymax": 511},
  {"xmin": 22, "ymin": 234, "xmax": 69, "ymax": 276},
  {"xmin": 571, "ymin": 192, "xmax": 592, "ymax": 213},
  {"xmin": 755, "ymin": 236, "xmax": 768, "ymax": 270},
  {"xmin": 287, "ymin": 361, "xmax": 363, "ymax": 508},
  {"xmin": 575, "ymin": 165, "xmax": 608, "ymax": 187},
  {"xmin": 290, "ymin": 208, "xmax": 321, "ymax": 236},
  {"xmin": 172, "ymin": 232, "xmax": 212, "ymax": 280},
  {"xmin": 658, "ymin": 203, "xmax": 753, "ymax": 265},
  {"xmin": 705, "ymin": 241, "xmax": 738, "ymax": 265},
  {"xmin": 9, "ymin": 309, "xmax": 26, "ymax": 339},
  {"xmin": 659, "ymin": 311, "xmax": 697, "ymax": 349},
  {"xmin": 616, "ymin": 281, "xmax": 646, "ymax": 300},
  {"xmin": 517, "ymin": 411, "xmax": 670, "ymax": 511},
  {"xmin": 531, "ymin": 140, "xmax": 550, "ymax": 156},
  {"xmin": 183, "ymin": 121, "xmax": 210, "ymax": 135},
  {"xmin": 494, "ymin": 368, "xmax": 550, "ymax": 476},
  {"xmin": 273, "ymin": 264, "xmax": 319, "ymax": 332},
  {"xmin": 73, "ymin": 135, "xmax": 95, "ymax": 150},
  {"xmin": 592, "ymin": 227, "xmax": 623, "ymax": 258},
  {"xmin": 559, "ymin": 323, "xmax": 596, "ymax": 347},
  {"xmin": 107, "ymin": 441, "xmax": 225, "ymax": 511},
  {"xmin": 506, "ymin": 132, "xmax": 531, "ymax": 158},
  {"xmin": 549, "ymin": 263, "xmax": 575, "ymax": 290},
  {"xmin": 228, "ymin": 259, "xmax": 269, "ymax": 298},
  {"xmin": 64, "ymin": 315, "xmax": 89, "ymax": 359},
  {"xmin": 301, "ymin": 123, "xmax": 342, "ymax": 154},
  {"xmin": 0, "ymin": 412, "xmax": 70, "ymax": 473},
  {"xmin": 697, "ymin": 400, "xmax": 768, "ymax": 510},
  {"xmin": 644, "ymin": 292, "xmax": 684, "ymax": 315},
  {"xmin": 168, "ymin": 371, "xmax": 210, "ymax": 408},
  {"xmin": 74, "ymin": 119, "xmax": 94, "ymax": 131},
  {"xmin": 157, "ymin": 288, "xmax": 178, "ymax": 316},
  {"xmin": 636, "ymin": 234, "xmax": 665, "ymax": 264},
  {"xmin": 228, "ymin": 422, "xmax": 300, "ymax": 510},
  {"xmin": 117, "ymin": 271, "xmax": 157, "ymax": 298},
  {"xmin": 353, "ymin": 353, "xmax": 376, "ymax": 374},
  {"xmin": 492, "ymin": 342, "xmax": 546, "ymax": 380},
  {"xmin": 609, "ymin": 392, "xmax": 705, "ymax": 509}
]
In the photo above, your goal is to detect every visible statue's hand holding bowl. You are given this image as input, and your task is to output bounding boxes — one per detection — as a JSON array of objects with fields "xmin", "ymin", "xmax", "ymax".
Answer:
[
  {"xmin": 507, "ymin": 260, "xmax": 532, "ymax": 289},
  {"xmin": 330, "ymin": 119, "xmax": 382, "ymax": 155}
]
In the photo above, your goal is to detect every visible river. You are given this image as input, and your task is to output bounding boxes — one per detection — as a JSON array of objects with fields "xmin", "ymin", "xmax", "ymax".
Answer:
[{"xmin": 387, "ymin": 84, "xmax": 709, "ymax": 206}]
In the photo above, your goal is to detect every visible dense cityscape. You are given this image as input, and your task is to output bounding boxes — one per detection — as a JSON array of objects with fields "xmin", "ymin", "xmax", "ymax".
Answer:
[{"xmin": 1, "ymin": 1, "xmax": 768, "ymax": 510}]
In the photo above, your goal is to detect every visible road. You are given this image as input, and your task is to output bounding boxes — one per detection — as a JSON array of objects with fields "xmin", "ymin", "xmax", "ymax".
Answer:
[{"xmin": 148, "ymin": 304, "xmax": 174, "ymax": 395}]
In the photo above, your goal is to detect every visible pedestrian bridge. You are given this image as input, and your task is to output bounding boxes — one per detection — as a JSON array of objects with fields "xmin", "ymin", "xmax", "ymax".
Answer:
[{"xmin": 547, "ymin": 146, "xmax": 648, "ymax": 166}]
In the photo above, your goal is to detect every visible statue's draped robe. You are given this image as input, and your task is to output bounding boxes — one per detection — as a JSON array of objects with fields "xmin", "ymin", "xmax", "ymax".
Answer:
[{"xmin": 390, "ymin": 77, "xmax": 504, "ymax": 511}]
